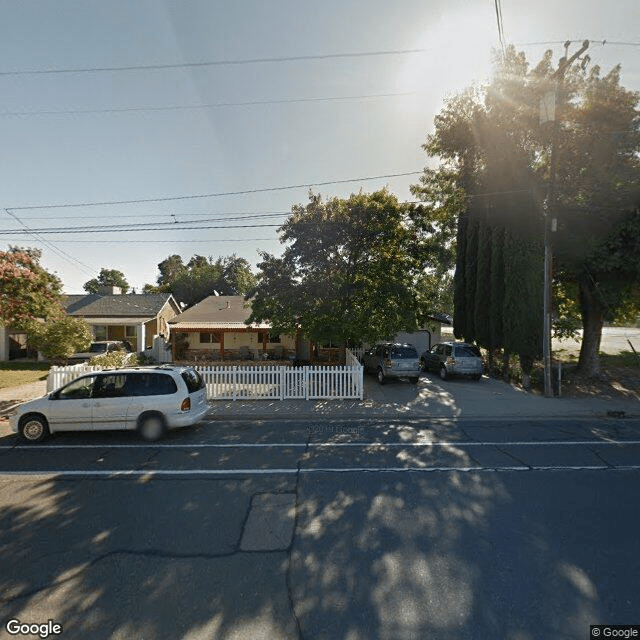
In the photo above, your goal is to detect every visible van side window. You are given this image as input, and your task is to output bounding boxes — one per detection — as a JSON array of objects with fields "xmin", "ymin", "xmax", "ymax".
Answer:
[
  {"xmin": 94, "ymin": 374, "xmax": 128, "ymax": 398},
  {"xmin": 127, "ymin": 373, "xmax": 178, "ymax": 396}
]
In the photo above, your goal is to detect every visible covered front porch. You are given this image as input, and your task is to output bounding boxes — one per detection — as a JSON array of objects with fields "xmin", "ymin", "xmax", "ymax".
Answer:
[{"xmin": 173, "ymin": 326, "xmax": 297, "ymax": 363}]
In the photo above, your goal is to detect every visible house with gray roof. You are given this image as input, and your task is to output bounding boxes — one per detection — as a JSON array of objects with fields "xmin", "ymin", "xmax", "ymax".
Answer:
[
  {"xmin": 168, "ymin": 295, "xmax": 297, "ymax": 361},
  {"xmin": 61, "ymin": 286, "xmax": 181, "ymax": 353}
]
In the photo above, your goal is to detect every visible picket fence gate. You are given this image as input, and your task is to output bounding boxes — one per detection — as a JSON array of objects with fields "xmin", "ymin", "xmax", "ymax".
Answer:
[{"xmin": 47, "ymin": 353, "xmax": 364, "ymax": 401}]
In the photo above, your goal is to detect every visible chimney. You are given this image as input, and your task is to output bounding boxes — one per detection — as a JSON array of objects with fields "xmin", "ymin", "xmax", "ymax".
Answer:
[{"xmin": 98, "ymin": 285, "xmax": 122, "ymax": 295}]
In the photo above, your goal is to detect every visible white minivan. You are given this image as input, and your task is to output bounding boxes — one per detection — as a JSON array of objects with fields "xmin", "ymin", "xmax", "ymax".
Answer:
[{"xmin": 10, "ymin": 366, "xmax": 209, "ymax": 442}]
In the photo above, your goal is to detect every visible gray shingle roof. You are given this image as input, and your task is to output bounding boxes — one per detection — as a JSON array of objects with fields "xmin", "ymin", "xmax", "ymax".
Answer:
[
  {"xmin": 169, "ymin": 296, "xmax": 256, "ymax": 326},
  {"xmin": 62, "ymin": 293, "xmax": 176, "ymax": 317}
]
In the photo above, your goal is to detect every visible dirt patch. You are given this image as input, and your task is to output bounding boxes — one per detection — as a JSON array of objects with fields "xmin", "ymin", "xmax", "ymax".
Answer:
[{"xmin": 559, "ymin": 366, "xmax": 640, "ymax": 400}]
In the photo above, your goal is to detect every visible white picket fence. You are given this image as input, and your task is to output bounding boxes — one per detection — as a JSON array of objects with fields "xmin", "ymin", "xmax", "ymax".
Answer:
[
  {"xmin": 46, "ymin": 364, "xmax": 103, "ymax": 392},
  {"xmin": 47, "ymin": 353, "xmax": 364, "ymax": 401},
  {"xmin": 199, "ymin": 364, "xmax": 362, "ymax": 400}
]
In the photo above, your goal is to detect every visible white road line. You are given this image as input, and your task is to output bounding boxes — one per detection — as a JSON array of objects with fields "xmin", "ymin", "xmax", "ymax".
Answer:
[
  {"xmin": 2, "ymin": 439, "xmax": 640, "ymax": 450},
  {"xmin": 1, "ymin": 465, "xmax": 639, "ymax": 478}
]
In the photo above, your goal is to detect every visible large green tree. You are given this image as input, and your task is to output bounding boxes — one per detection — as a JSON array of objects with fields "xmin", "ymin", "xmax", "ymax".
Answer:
[
  {"xmin": 83, "ymin": 268, "xmax": 130, "ymax": 294},
  {"xmin": 0, "ymin": 247, "xmax": 63, "ymax": 326},
  {"xmin": 415, "ymin": 45, "xmax": 640, "ymax": 377},
  {"xmin": 248, "ymin": 189, "xmax": 438, "ymax": 346},
  {"xmin": 146, "ymin": 254, "xmax": 257, "ymax": 307}
]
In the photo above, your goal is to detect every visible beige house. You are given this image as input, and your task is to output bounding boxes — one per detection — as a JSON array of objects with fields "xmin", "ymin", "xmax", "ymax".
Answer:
[
  {"xmin": 62, "ymin": 287, "xmax": 180, "ymax": 353},
  {"xmin": 169, "ymin": 295, "xmax": 297, "ymax": 361}
]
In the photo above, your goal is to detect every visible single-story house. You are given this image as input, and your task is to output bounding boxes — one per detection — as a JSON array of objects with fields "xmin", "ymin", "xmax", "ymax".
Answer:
[
  {"xmin": 62, "ymin": 286, "xmax": 181, "ymax": 353},
  {"xmin": 168, "ymin": 295, "xmax": 297, "ymax": 362}
]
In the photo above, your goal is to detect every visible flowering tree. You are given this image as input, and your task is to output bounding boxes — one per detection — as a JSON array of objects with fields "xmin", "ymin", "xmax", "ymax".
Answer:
[{"xmin": 0, "ymin": 248, "xmax": 63, "ymax": 327}]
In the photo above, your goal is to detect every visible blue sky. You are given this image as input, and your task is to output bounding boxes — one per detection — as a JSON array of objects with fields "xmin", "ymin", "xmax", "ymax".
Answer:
[{"xmin": 1, "ymin": 0, "xmax": 638, "ymax": 293}]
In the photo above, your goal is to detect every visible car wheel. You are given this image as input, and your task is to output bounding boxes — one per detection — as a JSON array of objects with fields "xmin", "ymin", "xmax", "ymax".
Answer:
[
  {"xmin": 138, "ymin": 414, "xmax": 165, "ymax": 442},
  {"xmin": 409, "ymin": 377, "xmax": 419, "ymax": 384},
  {"xmin": 439, "ymin": 366, "xmax": 448, "ymax": 381},
  {"xmin": 474, "ymin": 374, "xmax": 482, "ymax": 381},
  {"xmin": 19, "ymin": 414, "xmax": 49, "ymax": 443},
  {"xmin": 376, "ymin": 368, "xmax": 386, "ymax": 385}
]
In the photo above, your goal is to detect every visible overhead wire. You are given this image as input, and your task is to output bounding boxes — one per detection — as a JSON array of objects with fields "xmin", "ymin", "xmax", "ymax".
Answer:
[
  {"xmin": 0, "ymin": 91, "xmax": 420, "ymax": 118},
  {"xmin": 0, "ymin": 48, "xmax": 435, "ymax": 77},
  {"xmin": 2, "ymin": 208, "xmax": 95, "ymax": 275},
  {"xmin": 4, "ymin": 171, "xmax": 423, "ymax": 212}
]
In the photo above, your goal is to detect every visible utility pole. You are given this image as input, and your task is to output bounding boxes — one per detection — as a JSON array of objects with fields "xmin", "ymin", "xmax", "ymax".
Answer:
[{"xmin": 542, "ymin": 40, "xmax": 589, "ymax": 397}]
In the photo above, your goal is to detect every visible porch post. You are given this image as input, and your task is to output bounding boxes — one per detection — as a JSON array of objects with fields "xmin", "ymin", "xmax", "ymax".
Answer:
[{"xmin": 136, "ymin": 323, "xmax": 146, "ymax": 353}]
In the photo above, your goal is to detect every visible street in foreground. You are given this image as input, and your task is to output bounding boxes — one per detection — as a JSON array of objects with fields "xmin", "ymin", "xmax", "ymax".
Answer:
[{"xmin": 1, "ymin": 416, "xmax": 639, "ymax": 640}]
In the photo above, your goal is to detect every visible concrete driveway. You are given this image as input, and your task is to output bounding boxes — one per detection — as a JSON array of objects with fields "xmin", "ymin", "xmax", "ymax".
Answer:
[{"xmin": 362, "ymin": 371, "xmax": 639, "ymax": 420}]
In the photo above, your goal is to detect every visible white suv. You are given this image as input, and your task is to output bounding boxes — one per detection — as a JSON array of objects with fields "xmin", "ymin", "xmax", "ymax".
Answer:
[{"xmin": 10, "ymin": 366, "xmax": 209, "ymax": 443}]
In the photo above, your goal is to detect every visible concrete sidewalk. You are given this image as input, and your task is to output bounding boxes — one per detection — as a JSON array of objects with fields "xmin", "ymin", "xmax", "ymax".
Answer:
[
  {"xmin": 1, "ymin": 375, "xmax": 638, "ymax": 423},
  {"xmin": 205, "ymin": 374, "xmax": 639, "ymax": 421}
]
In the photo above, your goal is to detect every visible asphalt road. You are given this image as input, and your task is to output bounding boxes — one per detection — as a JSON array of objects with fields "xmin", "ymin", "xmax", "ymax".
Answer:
[{"xmin": 1, "ymin": 416, "xmax": 640, "ymax": 640}]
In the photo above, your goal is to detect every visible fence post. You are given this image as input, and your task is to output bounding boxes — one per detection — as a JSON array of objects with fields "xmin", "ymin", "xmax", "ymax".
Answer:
[
  {"xmin": 304, "ymin": 366, "xmax": 309, "ymax": 400},
  {"xmin": 232, "ymin": 366, "xmax": 237, "ymax": 401},
  {"xmin": 279, "ymin": 366, "xmax": 284, "ymax": 401}
]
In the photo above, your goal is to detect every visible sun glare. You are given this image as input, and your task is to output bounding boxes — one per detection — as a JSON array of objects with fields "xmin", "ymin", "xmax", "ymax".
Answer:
[{"xmin": 397, "ymin": 7, "xmax": 496, "ymax": 98}]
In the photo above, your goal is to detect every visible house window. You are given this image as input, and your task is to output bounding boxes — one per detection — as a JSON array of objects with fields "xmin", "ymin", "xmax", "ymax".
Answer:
[
  {"xmin": 257, "ymin": 331, "xmax": 267, "ymax": 344},
  {"xmin": 125, "ymin": 325, "xmax": 136, "ymax": 339},
  {"xmin": 268, "ymin": 333, "xmax": 281, "ymax": 344},
  {"xmin": 94, "ymin": 325, "xmax": 107, "ymax": 341},
  {"xmin": 200, "ymin": 333, "xmax": 211, "ymax": 343}
]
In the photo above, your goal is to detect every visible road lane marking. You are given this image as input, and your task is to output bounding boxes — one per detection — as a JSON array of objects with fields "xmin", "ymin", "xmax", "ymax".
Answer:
[
  {"xmin": 2, "ymin": 465, "xmax": 640, "ymax": 478},
  {"xmin": 2, "ymin": 439, "xmax": 640, "ymax": 450}
]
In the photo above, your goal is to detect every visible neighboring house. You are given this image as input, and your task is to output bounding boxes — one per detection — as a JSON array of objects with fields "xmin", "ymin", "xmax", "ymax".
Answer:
[
  {"xmin": 0, "ymin": 325, "xmax": 39, "ymax": 361},
  {"xmin": 169, "ymin": 295, "xmax": 297, "ymax": 361},
  {"xmin": 62, "ymin": 286, "xmax": 180, "ymax": 353},
  {"xmin": 394, "ymin": 314, "xmax": 452, "ymax": 355}
]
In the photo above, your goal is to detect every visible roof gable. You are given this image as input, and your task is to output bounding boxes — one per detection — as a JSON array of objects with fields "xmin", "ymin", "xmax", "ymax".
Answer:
[
  {"xmin": 170, "ymin": 296, "xmax": 254, "ymax": 325},
  {"xmin": 62, "ymin": 293, "xmax": 178, "ymax": 318}
]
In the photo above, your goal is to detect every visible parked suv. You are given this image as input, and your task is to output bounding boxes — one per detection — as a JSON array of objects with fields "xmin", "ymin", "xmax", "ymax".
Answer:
[
  {"xmin": 10, "ymin": 366, "xmax": 209, "ymax": 443},
  {"xmin": 421, "ymin": 342, "xmax": 483, "ymax": 381},
  {"xmin": 361, "ymin": 343, "xmax": 421, "ymax": 384}
]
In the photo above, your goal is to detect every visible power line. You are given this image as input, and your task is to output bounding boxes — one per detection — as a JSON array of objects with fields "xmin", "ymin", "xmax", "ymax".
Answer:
[
  {"xmin": 2, "ymin": 208, "xmax": 95, "ymax": 275},
  {"xmin": 0, "ymin": 223, "xmax": 281, "ymax": 236},
  {"xmin": 15, "ymin": 209, "xmax": 292, "ymax": 221},
  {"xmin": 4, "ymin": 171, "xmax": 422, "ymax": 212},
  {"xmin": 514, "ymin": 39, "xmax": 640, "ymax": 47},
  {"xmin": 9, "ymin": 237, "xmax": 275, "ymax": 244},
  {"xmin": 0, "ymin": 212, "xmax": 288, "ymax": 235},
  {"xmin": 494, "ymin": 0, "xmax": 506, "ymax": 56},
  {"xmin": 0, "ymin": 48, "xmax": 434, "ymax": 77},
  {"xmin": 1, "ymin": 189, "xmax": 536, "ymax": 236},
  {"xmin": 0, "ymin": 92, "xmax": 419, "ymax": 118}
]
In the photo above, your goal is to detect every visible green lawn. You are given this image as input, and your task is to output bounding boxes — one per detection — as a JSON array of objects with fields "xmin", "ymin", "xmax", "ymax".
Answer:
[{"xmin": 0, "ymin": 362, "xmax": 50, "ymax": 389}]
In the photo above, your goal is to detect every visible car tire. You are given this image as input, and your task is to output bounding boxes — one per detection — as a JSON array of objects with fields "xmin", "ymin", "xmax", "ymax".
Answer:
[
  {"xmin": 19, "ymin": 414, "xmax": 49, "ymax": 443},
  {"xmin": 138, "ymin": 414, "xmax": 166, "ymax": 442},
  {"xmin": 439, "ymin": 366, "xmax": 448, "ymax": 381},
  {"xmin": 409, "ymin": 377, "xmax": 419, "ymax": 384},
  {"xmin": 474, "ymin": 374, "xmax": 482, "ymax": 381},
  {"xmin": 376, "ymin": 368, "xmax": 386, "ymax": 385}
]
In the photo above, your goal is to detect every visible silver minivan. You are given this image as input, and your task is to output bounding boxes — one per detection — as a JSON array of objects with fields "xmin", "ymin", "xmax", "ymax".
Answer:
[
  {"xmin": 421, "ymin": 342, "xmax": 483, "ymax": 381},
  {"xmin": 10, "ymin": 366, "xmax": 209, "ymax": 442}
]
